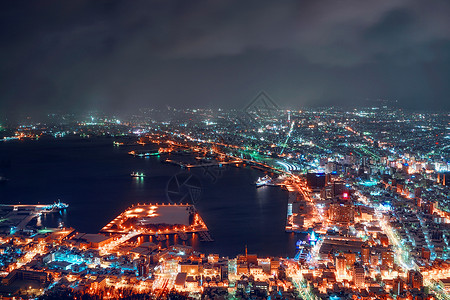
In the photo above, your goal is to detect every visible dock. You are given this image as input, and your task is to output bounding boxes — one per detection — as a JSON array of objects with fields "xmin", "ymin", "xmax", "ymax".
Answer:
[
  {"xmin": 163, "ymin": 158, "xmax": 243, "ymax": 169},
  {"xmin": 101, "ymin": 203, "xmax": 211, "ymax": 237},
  {"xmin": 0, "ymin": 201, "xmax": 68, "ymax": 212}
]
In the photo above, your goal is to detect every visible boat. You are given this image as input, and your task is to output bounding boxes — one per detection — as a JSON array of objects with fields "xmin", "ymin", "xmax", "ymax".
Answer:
[
  {"xmin": 0, "ymin": 176, "xmax": 8, "ymax": 183},
  {"xmin": 128, "ymin": 149, "xmax": 160, "ymax": 157},
  {"xmin": 255, "ymin": 175, "xmax": 272, "ymax": 187},
  {"xmin": 41, "ymin": 200, "xmax": 69, "ymax": 212},
  {"xmin": 131, "ymin": 172, "xmax": 145, "ymax": 178}
]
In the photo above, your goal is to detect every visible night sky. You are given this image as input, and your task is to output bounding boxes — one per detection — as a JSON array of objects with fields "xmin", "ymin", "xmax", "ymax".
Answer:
[{"xmin": 1, "ymin": 0, "xmax": 450, "ymax": 118}]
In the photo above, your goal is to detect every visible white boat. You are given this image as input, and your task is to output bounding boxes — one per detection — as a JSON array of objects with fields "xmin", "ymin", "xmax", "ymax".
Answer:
[
  {"xmin": 131, "ymin": 172, "xmax": 145, "ymax": 177},
  {"xmin": 255, "ymin": 175, "xmax": 272, "ymax": 187}
]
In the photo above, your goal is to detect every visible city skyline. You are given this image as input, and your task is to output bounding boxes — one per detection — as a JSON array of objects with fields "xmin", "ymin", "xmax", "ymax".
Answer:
[{"xmin": 0, "ymin": 107, "xmax": 449, "ymax": 298}]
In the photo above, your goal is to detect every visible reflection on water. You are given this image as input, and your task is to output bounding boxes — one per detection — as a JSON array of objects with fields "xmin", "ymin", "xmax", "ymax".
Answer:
[
  {"xmin": 36, "ymin": 214, "xmax": 42, "ymax": 227},
  {"xmin": 0, "ymin": 138, "xmax": 302, "ymax": 257}
]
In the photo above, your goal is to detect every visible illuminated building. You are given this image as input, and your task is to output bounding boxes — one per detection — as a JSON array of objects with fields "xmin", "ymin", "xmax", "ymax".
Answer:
[
  {"xmin": 175, "ymin": 272, "xmax": 187, "ymax": 289},
  {"xmin": 180, "ymin": 261, "xmax": 201, "ymax": 276},
  {"xmin": 1, "ymin": 269, "xmax": 47, "ymax": 286},
  {"xmin": 249, "ymin": 265, "xmax": 265, "ymax": 276},
  {"xmin": 352, "ymin": 263, "xmax": 365, "ymax": 288},
  {"xmin": 407, "ymin": 270, "xmax": 423, "ymax": 289},
  {"xmin": 381, "ymin": 249, "xmax": 394, "ymax": 268},
  {"xmin": 90, "ymin": 276, "xmax": 107, "ymax": 290},
  {"xmin": 70, "ymin": 233, "xmax": 114, "ymax": 249},
  {"xmin": 336, "ymin": 255, "xmax": 347, "ymax": 278},
  {"xmin": 328, "ymin": 200, "xmax": 354, "ymax": 224},
  {"xmin": 237, "ymin": 264, "xmax": 248, "ymax": 275},
  {"xmin": 422, "ymin": 248, "xmax": 431, "ymax": 260},
  {"xmin": 254, "ymin": 281, "xmax": 269, "ymax": 292},
  {"xmin": 343, "ymin": 251, "xmax": 356, "ymax": 267},
  {"xmin": 421, "ymin": 202, "xmax": 434, "ymax": 215},
  {"xmin": 208, "ymin": 254, "xmax": 219, "ymax": 263},
  {"xmin": 392, "ymin": 277, "xmax": 405, "ymax": 295},
  {"xmin": 378, "ymin": 233, "xmax": 389, "ymax": 247},
  {"xmin": 361, "ymin": 244, "xmax": 370, "ymax": 265},
  {"xmin": 331, "ymin": 181, "xmax": 347, "ymax": 198},
  {"xmin": 138, "ymin": 261, "xmax": 149, "ymax": 277},
  {"xmin": 306, "ymin": 172, "xmax": 326, "ymax": 190},
  {"xmin": 270, "ymin": 258, "xmax": 280, "ymax": 274}
]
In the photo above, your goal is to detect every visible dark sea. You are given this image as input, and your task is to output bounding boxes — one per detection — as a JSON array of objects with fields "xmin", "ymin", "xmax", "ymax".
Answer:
[{"xmin": 0, "ymin": 137, "xmax": 301, "ymax": 257}]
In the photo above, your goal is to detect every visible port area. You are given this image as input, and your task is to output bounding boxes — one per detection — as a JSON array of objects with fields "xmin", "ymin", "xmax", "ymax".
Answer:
[
  {"xmin": 161, "ymin": 150, "xmax": 244, "ymax": 169},
  {"xmin": 163, "ymin": 157, "xmax": 243, "ymax": 168},
  {"xmin": 284, "ymin": 179, "xmax": 322, "ymax": 234},
  {"xmin": 0, "ymin": 202, "xmax": 69, "ymax": 234},
  {"xmin": 100, "ymin": 203, "xmax": 212, "ymax": 240}
]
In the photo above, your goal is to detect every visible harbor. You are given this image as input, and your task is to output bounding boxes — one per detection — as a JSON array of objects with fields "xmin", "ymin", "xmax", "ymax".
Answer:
[
  {"xmin": 162, "ymin": 157, "xmax": 244, "ymax": 169},
  {"xmin": 100, "ymin": 203, "xmax": 213, "ymax": 242},
  {"xmin": 0, "ymin": 201, "xmax": 69, "ymax": 234}
]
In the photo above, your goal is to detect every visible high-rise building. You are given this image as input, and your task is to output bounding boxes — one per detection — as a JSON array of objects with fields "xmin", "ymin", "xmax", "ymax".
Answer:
[
  {"xmin": 336, "ymin": 255, "xmax": 347, "ymax": 278},
  {"xmin": 422, "ymin": 202, "xmax": 434, "ymax": 215},
  {"xmin": 407, "ymin": 270, "xmax": 423, "ymax": 289},
  {"xmin": 392, "ymin": 277, "xmax": 405, "ymax": 295},
  {"xmin": 343, "ymin": 251, "xmax": 356, "ymax": 267},
  {"xmin": 381, "ymin": 249, "xmax": 394, "ymax": 268},
  {"xmin": 422, "ymin": 247, "xmax": 431, "ymax": 260},
  {"xmin": 328, "ymin": 200, "xmax": 354, "ymax": 224},
  {"xmin": 353, "ymin": 263, "xmax": 365, "ymax": 288},
  {"xmin": 306, "ymin": 173, "xmax": 326, "ymax": 190},
  {"xmin": 331, "ymin": 181, "xmax": 347, "ymax": 198},
  {"xmin": 138, "ymin": 261, "xmax": 149, "ymax": 277},
  {"xmin": 370, "ymin": 254, "xmax": 380, "ymax": 266},
  {"xmin": 378, "ymin": 233, "xmax": 389, "ymax": 247},
  {"xmin": 361, "ymin": 244, "xmax": 370, "ymax": 265}
]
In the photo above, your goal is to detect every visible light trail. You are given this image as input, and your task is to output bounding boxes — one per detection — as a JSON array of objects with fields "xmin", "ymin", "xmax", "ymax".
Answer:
[
  {"xmin": 286, "ymin": 261, "xmax": 316, "ymax": 300},
  {"xmin": 100, "ymin": 230, "xmax": 140, "ymax": 255},
  {"xmin": 280, "ymin": 121, "xmax": 295, "ymax": 155},
  {"xmin": 355, "ymin": 185, "xmax": 450, "ymax": 299}
]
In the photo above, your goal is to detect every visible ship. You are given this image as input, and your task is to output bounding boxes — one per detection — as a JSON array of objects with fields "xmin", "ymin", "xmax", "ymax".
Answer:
[
  {"xmin": 131, "ymin": 172, "xmax": 145, "ymax": 178},
  {"xmin": 128, "ymin": 149, "xmax": 160, "ymax": 157},
  {"xmin": 255, "ymin": 175, "xmax": 272, "ymax": 187},
  {"xmin": 41, "ymin": 200, "xmax": 69, "ymax": 212}
]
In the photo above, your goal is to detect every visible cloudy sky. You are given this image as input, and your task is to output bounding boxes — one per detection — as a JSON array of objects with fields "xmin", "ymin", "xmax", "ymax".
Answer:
[{"xmin": 1, "ymin": 0, "xmax": 450, "ymax": 117}]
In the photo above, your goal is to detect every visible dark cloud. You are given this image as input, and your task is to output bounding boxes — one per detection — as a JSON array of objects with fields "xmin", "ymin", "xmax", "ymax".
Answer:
[{"xmin": 1, "ymin": 0, "xmax": 450, "ymax": 118}]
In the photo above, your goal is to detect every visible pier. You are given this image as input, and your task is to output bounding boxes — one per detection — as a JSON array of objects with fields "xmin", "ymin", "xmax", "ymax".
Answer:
[
  {"xmin": 101, "ymin": 203, "xmax": 212, "ymax": 240},
  {"xmin": 0, "ymin": 201, "xmax": 68, "ymax": 212},
  {"xmin": 0, "ymin": 202, "xmax": 69, "ymax": 232},
  {"xmin": 163, "ymin": 158, "xmax": 243, "ymax": 169}
]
